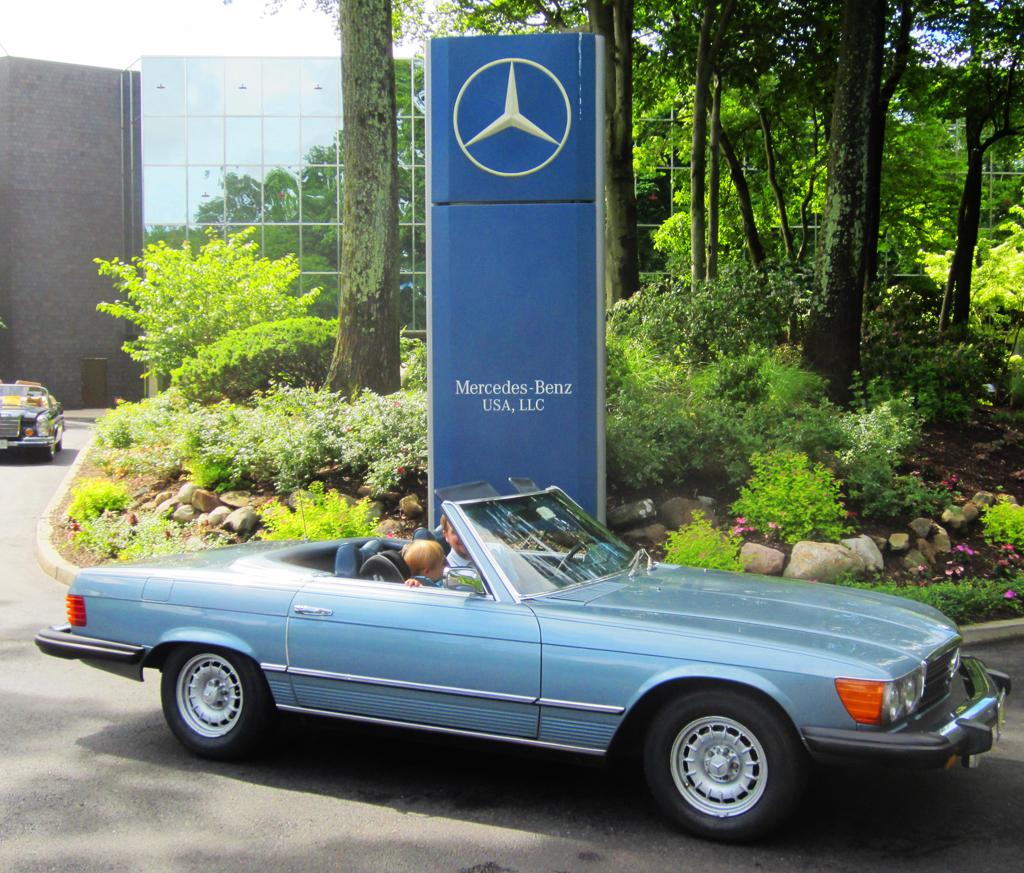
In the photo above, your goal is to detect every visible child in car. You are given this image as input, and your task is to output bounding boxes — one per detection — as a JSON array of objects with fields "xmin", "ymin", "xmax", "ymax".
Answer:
[{"xmin": 402, "ymin": 539, "xmax": 446, "ymax": 588}]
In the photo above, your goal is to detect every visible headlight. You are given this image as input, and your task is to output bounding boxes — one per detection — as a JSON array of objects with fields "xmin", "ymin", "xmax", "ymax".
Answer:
[{"xmin": 836, "ymin": 664, "xmax": 927, "ymax": 726}]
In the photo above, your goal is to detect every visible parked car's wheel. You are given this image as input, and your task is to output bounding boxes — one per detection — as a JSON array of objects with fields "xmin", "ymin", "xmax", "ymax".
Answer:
[
  {"xmin": 643, "ymin": 689, "xmax": 808, "ymax": 842},
  {"xmin": 160, "ymin": 645, "xmax": 273, "ymax": 760}
]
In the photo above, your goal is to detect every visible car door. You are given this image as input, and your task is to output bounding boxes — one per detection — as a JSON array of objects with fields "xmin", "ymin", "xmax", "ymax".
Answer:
[{"xmin": 285, "ymin": 577, "xmax": 542, "ymax": 739}]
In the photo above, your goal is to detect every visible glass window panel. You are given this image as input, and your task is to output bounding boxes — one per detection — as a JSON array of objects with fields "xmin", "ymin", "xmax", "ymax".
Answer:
[
  {"xmin": 412, "ymin": 273, "xmax": 427, "ymax": 331},
  {"xmin": 304, "ymin": 273, "xmax": 339, "ymax": 320},
  {"xmin": 188, "ymin": 166, "xmax": 225, "ymax": 224},
  {"xmin": 397, "ymin": 116, "xmax": 413, "ymax": 168},
  {"xmin": 301, "ymin": 58, "xmax": 340, "ymax": 115},
  {"xmin": 188, "ymin": 116, "xmax": 224, "ymax": 165},
  {"xmin": 263, "ymin": 59, "xmax": 300, "ymax": 115},
  {"xmin": 301, "ymin": 226, "xmax": 339, "ymax": 271},
  {"xmin": 399, "ymin": 225, "xmax": 413, "ymax": 272},
  {"xmin": 413, "ymin": 168, "xmax": 425, "ymax": 222},
  {"xmin": 301, "ymin": 165, "xmax": 338, "ymax": 222},
  {"xmin": 225, "ymin": 117, "xmax": 262, "ymax": 164},
  {"xmin": 263, "ymin": 224, "xmax": 301, "ymax": 262},
  {"xmin": 398, "ymin": 273, "xmax": 415, "ymax": 329},
  {"xmin": 225, "ymin": 225, "xmax": 259, "ymax": 247},
  {"xmin": 264, "ymin": 117, "xmax": 301, "ymax": 165},
  {"xmin": 144, "ymin": 225, "xmax": 188, "ymax": 248},
  {"xmin": 413, "ymin": 59, "xmax": 425, "ymax": 116},
  {"xmin": 186, "ymin": 58, "xmax": 225, "ymax": 115},
  {"xmin": 225, "ymin": 58, "xmax": 263, "ymax": 115},
  {"xmin": 301, "ymin": 117, "xmax": 339, "ymax": 164},
  {"xmin": 412, "ymin": 223, "xmax": 426, "ymax": 272},
  {"xmin": 413, "ymin": 117, "xmax": 425, "ymax": 166},
  {"xmin": 143, "ymin": 116, "xmax": 186, "ymax": 164},
  {"xmin": 143, "ymin": 166, "xmax": 187, "ymax": 224},
  {"xmin": 398, "ymin": 167, "xmax": 412, "ymax": 223},
  {"xmin": 142, "ymin": 57, "xmax": 185, "ymax": 115},
  {"xmin": 263, "ymin": 167, "xmax": 300, "ymax": 222},
  {"xmin": 225, "ymin": 166, "xmax": 263, "ymax": 223},
  {"xmin": 637, "ymin": 226, "xmax": 667, "ymax": 273},
  {"xmin": 636, "ymin": 171, "xmax": 672, "ymax": 224},
  {"xmin": 395, "ymin": 59, "xmax": 413, "ymax": 117}
]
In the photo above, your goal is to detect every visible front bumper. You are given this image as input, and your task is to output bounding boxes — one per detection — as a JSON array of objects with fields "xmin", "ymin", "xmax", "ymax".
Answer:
[
  {"xmin": 803, "ymin": 656, "xmax": 1010, "ymax": 768},
  {"xmin": 35, "ymin": 624, "xmax": 147, "ymax": 681}
]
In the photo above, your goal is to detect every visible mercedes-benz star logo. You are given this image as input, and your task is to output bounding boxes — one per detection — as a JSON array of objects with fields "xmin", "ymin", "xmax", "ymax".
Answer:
[{"xmin": 453, "ymin": 58, "xmax": 572, "ymax": 178}]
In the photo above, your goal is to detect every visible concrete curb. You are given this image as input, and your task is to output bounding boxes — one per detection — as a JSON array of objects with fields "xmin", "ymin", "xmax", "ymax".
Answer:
[
  {"xmin": 33, "ymin": 443, "xmax": 1024, "ymax": 646},
  {"xmin": 35, "ymin": 435, "xmax": 96, "ymax": 586}
]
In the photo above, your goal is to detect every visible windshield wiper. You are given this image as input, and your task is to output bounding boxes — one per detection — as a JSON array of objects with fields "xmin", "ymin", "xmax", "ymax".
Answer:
[{"xmin": 627, "ymin": 548, "xmax": 653, "ymax": 580}]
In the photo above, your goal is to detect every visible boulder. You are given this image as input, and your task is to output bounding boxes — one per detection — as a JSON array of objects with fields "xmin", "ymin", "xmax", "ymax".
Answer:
[
  {"xmin": 889, "ymin": 533, "xmax": 910, "ymax": 552},
  {"xmin": 908, "ymin": 517, "xmax": 933, "ymax": 539},
  {"xmin": 997, "ymin": 494, "xmax": 1019, "ymax": 506},
  {"xmin": 783, "ymin": 542, "xmax": 865, "ymax": 582},
  {"xmin": 972, "ymin": 491, "xmax": 997, "ymax": 507},
  {"xmin": 643, "ymin": 523, "xmax": 668, "ymax": 545},
  {"xmin": 941, "ymin": 507, "xmax": 967, "ymax": 530},
  {"xmin": 191, "ymin": 488, "xmax": 222, "ymax": 514},
  {"xmin": 176, "ymin": 482, "xmax": 199, "ymax": 505},
  {"xmin": 172, "ymin": 505, "xmax": 197, "ymax": 524},
  {"xmin": 902, "ymin": 548, "xmax": 929, "ymax": 574},
  {"xmin": 207, "ymin": 505, "xmax": 232, "ymax": 528},
  {"xmin": 932, "ymin": 531, "xmax": 952, "ymax": 552},
  {"xmin": 288, "ymin": 490, "xmax": 313, "ymax": 511},
  {"xmin": 608, "ymin": 499, "xmax": 656, "ymax": 530},
  {"xmin": 842, "ymin": 535, "xmax": 884, "ymax": 573},
  {"xmin": 917, "ymin": 538, "xmax": 938, "ymax": 565},
  {"xmin": 660, "ymin": 497, "xmax": 716, "ymax": 531},
  {"xmin": 155, "ymin": 497, "xmax": 178, "ymax": 518},
  {"xmin": 376, "ymin": 518, "xmax": 404, "ymax": 537},
  {"xmin": 366, "ymin": 501, "xmax": 386, "ymax": 522},
  {"xmin": 400, "ymin": 494, "xmax": 424, "ymax": 518},
  {"xmin": 224, "ymin": 506, "xmax": 259, "ymax": 535},
  {"xmin": 740, "ymin": 543, "xmax": 785, "ymax": 576},
  {"xmin": 961, "ymin": 502, "xmax": 980, "ymax": 524},
  {"xmin": 152, "ymin": 489, "xmax": 175, "ymax": 507},
  {"xmin": 870, "ymin": 535, "xmax": 888, "ymax": 552},
  {"xmin": 220, "ymin": 490, "xmax": 251, "ymax": 508}
]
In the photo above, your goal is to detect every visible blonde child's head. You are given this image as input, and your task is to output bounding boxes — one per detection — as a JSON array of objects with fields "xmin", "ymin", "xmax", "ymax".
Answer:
[{"xmin": 403, "ymin": 539, "xmax": 446, "ymax": 581}]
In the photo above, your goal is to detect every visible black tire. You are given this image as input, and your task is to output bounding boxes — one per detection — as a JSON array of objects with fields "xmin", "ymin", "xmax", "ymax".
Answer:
[
  {"xmin": 160, "ymin": 645, "xmax": 273, "ymax": 760},
  {"xmin": 643, "ymin": 689, "xmax": 808, "ymax": 842},
  {"xmin": 54, "ymin": 430, "xmax": 63, "ymax": 453}
]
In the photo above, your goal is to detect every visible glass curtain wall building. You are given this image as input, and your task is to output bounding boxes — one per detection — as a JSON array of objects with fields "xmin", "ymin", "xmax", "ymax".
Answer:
[{"xmin": 130, "ymin": 57, "xmax": 426, "ymax": 329}]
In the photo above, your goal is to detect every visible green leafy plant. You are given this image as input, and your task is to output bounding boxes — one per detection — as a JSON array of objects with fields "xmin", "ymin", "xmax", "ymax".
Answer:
[
  {"xmin": 73, "ymin": 512, "xmax": 201, "ymax": 561},
  {"xmin": 664, "ymin": 510, "xmax": 745, "ymax": 572},
  {"xmin": 67, "ymin": 479, "xmax": 131, "ymax": 522},
  {"xmin": 732, "ymin": 451, "xmax": 850, "ymax": 542},
  {"xmin": 258, "ymin": 481, "xmax": 377, "ymax": 541},
  {"xmin": 844, "ymin": 578, "xmax": 1024, "ymax": 626},
  {"xmin": 981, "ymin": 502, "xmax": 1024, "ymax": 550}
]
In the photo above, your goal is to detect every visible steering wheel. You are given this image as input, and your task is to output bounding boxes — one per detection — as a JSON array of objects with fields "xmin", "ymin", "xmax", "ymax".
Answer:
[{"xmin": 556, "ymin": 543, "xmax": 587, "ymax": 575}]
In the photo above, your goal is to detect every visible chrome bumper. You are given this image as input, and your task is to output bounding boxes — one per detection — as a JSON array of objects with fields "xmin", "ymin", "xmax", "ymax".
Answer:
[{"xmin": 803, "ymin": 657, "xmax": 1010, "ymax": 769}]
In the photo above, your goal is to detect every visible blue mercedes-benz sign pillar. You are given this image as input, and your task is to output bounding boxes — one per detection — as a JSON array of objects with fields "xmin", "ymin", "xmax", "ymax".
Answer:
[{"xmin": 427, "ymin": 34, "xmax": 605, "ymax": 524}]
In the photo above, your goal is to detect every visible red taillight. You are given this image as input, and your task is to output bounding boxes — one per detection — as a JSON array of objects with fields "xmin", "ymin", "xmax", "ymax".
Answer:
[{"xmin": 66, "ymin": 595, "xmax": 87, "ymax": 627}]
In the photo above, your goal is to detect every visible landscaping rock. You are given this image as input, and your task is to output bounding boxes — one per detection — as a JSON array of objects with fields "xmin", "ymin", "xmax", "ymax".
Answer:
[
  {"xmin": 870, "ymin": 535, "xmax": 888, "ymax": 552},
  {"xmin": 172, "ymin": 505, "xmax": 197, "ymax": 524},
  {"xmin": 155, "ymin": 497, "xmax": 178, "ymax": 518},
  {"xmin": 191, "ymin": 488, "xmax": 222, "ymax": 514},
  {"xmin": 400, "ymin": 494, "xmax": 424, "ymax": 518},
  {"xmin": 908, "ymin": 518, "xmax": 933, "ymax": 539},
  {"xmin": 139, "ymin": 499, "xmax": 158, "ymax": 511},
  {"xmin": 972, "ymin": 491, "xmax": 997, "ymax": 507},
  {"xmin": 660, "ymin": 497, "xmax": 715, "ymax": 531},
  {"xmin": 224, "ymin": 506, "xmax": 259, "ymax": 535},
  {"xmin": 643, "ymin": 523, "xmax": 668, "ymax": 545},
  {"xmin": 783, "ymin": 542, "xmax": 865, "ymax": 582},
  {"xmin": 176, "ymin": 483, "xmax": 199, "ymax": 505},
  {"xmin": 376, "ymin": 518, "xmax": 404, "ymax": 537},
  {"xmin": 889, "ymin": 533, "xmax": 910, "ymax": 552},
  {"xmin": 961, "ymin": 502, "xmax": 980, "ymax": 524},
  {"xmin": 196, "ymin": 513, "xmax": 210, "ymax": 526},
  {"xmin": 288, "ymin": 490, "xmax": 313, "ymax": 510},
  {"xmin": 917, "ymin": 538, "xmax": 938, "ymax": 565},
  {"xmin": 740, "ymin": 543, "xmax": 785, "ymax": 576},
  {"xmin": 207, "ymin": 506, "xmax": 231, "ymax": 528},
  {"xmin": 366, "ymin": 501, "xmax": 385, "ymax": 522},
  {"xmin": 357, "ymin": 485, "xmax": 374, "ymax": 498},
  {"xmin": 933, "ymin": 531, "xmax": 952, "ymax": 552},
  {"xmin": 220, "ymin": 490, "xmax": 251, "ymax": 508},
  {"xmin": 903, "ymin": 548, "xmax": 929, "ymax": 574},
  {"xmin": 842, "ymin": 535, "xmax": 884, "ymax": 573},
  {"xmin": 997, "ymin": 494, "xmax": 1019, "ymax": 506},
  {"xmin": 152, "ymin": 490, "xmax": 175, "ymax": 507},
  {"xmin": 941, "ymin": 507, "xmax": 967, "ymax": 530},
  {"xmin": 608, "ymin": 499, "xmax": 656, "ymax": 530},
  {"xmin": 184, "ymin": 536, "xmax": 208, "ymax": 551}
]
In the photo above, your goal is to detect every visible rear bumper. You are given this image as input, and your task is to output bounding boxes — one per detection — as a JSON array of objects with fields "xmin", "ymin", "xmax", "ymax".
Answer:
[
  {"xmin": 803, "ymin": 657, "xmax": 1010, "ymax": 768},
  {"xmin": 36, "ymin": 624, "xmax": 146, "ymax": 680}
]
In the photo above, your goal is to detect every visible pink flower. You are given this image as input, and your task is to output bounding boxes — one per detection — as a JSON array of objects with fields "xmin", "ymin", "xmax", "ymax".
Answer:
[
  {"xmin": 735, "ymin": 517, "xmax": 746, "ymax": 524},
  {"xmin": 398, "ymin": 467, "xmax": 405, "ymax": 474},
  {"xmin": 768, "ymin": 522, "xmax": 780, "ymax": 530},
  {"xmin": 1005, "ymin": 590, "xmax": 1017, "ymax": 599}
]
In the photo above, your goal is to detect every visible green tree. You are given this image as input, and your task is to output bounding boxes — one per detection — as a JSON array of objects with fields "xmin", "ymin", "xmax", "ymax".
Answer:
[{"xmin": 95, "ymin": 229, "xmax": 319, "ymax": 377}]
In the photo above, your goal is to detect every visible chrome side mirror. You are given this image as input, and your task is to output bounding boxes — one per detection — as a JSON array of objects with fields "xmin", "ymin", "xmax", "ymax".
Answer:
[{"xmin": 443, "ymin": 566, "xmax": 485, "ymax": 595}]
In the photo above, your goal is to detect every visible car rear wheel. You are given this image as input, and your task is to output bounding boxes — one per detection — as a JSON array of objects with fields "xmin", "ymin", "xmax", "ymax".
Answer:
[
  {"xmin": 160, "ymin": 645, "xmax": 273, "ymax": 760},
  {"xmin": 643, "ymin": 689, "xmax": 808, "ymax": 842}
]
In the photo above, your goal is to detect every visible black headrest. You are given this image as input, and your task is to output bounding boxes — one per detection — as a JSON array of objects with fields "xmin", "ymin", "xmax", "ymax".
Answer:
[
  {"xmin": 334, "ymin": 543, "xmax": 362, "ymax": 578},
  {"xmin": 358, "ymin": 550, "xmax": 409, "ymax": 583}
]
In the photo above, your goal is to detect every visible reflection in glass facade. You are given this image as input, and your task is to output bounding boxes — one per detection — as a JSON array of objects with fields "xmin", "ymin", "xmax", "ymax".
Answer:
[{"xmin": 134, "ymin": 56, "xmax": 426, "ymax": 328}]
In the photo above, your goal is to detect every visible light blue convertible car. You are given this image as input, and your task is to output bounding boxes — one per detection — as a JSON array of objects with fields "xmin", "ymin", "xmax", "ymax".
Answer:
[{"xmin": 37, "ymin": 483, "xmax": 1010, "ymax": 842}]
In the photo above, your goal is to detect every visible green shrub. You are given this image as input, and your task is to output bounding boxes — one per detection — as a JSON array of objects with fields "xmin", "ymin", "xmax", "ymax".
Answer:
[
  {"xmin": 664, "ymin": 510, "xmax": 745, "ymax": 572},
  {"xmin": 981, "ymin": 502, "xmax": 1024, "ymax": 549},
  {"xmin": 258, "ymin": 482, "xmax": 377, "ymax": 540},
  {"xmin": 338, "ymin": 390, "xmax": 428, "ymax": 493},
  {"xmin": 171, "ymin": 317, "xmax": 337, "ymax": 404},
  {"xmin": 732, "ymin": 451, "xmax": 850, "ymax": 542},
  {"xmin": 844, "ymin": 578, "xmax": 1024, "ymax": 626},
  {"xmin": 73, "ymin": 512, "xmax": 202, "ymax": 561},
  {"xmin": 401, "ymin": 334, "xmax": 427, "ymax": 390},
  {"xmin": 67, "ymin": 479, "xmax": 131, "ymax": 522}
]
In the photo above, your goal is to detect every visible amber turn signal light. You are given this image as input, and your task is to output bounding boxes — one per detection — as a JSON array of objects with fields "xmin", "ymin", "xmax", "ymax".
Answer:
[{"xmin": 835, "ymin": 678, "xmax": 884, "ymax": 725}]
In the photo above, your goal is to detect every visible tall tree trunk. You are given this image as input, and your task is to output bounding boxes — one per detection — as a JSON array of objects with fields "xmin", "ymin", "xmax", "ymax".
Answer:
[
  {"xmin": 803, "ymin": 0, "xmax": 884, "ymax": 406},
  {"xmin": 326, "ymin": 0, "xmax": 401, "ymax": 397},
  {"xmin": 941, "ymin": 145, "xmax": 985, "ymax": 330},
  {"xmin": 589, "ymin": 0, "xmax": 640, "ymax": 306},
  {"xmin": 690, "ymin": 0, "xmax": 735, "ymax": 283},
  {"xmin": 719, "ymin": 128, "xmax": 766, "ymax": 268},
  {"xmin": 708, "ymin": 71, "xmax": 722, "ymax": 278},
  {"xmin": 758, "ymin": 106, "xmax": 794, "ymax": 260}
]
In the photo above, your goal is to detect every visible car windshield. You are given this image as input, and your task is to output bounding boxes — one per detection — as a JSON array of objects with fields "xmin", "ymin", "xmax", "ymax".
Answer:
[
  {"xmin": 0, "ymin": 384, "xmax": 31, "ymax": 397},
  {"xmin": 455, "ymin": 490, "xmax": 636, "ymax": 597}
]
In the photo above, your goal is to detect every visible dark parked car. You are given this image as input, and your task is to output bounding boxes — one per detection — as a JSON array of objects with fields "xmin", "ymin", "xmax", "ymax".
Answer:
[
  {"xmin": 36, "ymin": 483, "xmax": 1010, "ymax": 841},
  {"xmin": 0, "ymin": 381, "xmax": 64, "ymax": 460}
]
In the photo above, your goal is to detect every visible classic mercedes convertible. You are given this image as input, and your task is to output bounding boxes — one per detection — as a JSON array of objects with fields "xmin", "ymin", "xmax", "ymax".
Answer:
[{"xmin": 36, "ymin": 482, "xmax": 1009, "ymax": 842}]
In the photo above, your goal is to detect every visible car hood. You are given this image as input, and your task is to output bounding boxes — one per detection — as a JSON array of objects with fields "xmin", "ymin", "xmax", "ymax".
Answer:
[{"xmin": 532, "ymin": 564, "xmax": 960, "ymax": 669}]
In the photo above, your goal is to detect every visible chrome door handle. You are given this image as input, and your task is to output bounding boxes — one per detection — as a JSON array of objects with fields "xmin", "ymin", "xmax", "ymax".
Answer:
[{"xmin": 293, "ymin": 605, "xmax": 333, "ymax": 616}]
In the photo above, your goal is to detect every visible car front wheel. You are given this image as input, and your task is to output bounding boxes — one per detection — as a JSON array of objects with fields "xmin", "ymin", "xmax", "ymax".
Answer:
[
  {"xmin": 160, "ymin": 645, "xmax": 273, "ymax": 760},
  {"xmin": 643, "ymin": 689, "xmax": 808, "ymax": 842}
]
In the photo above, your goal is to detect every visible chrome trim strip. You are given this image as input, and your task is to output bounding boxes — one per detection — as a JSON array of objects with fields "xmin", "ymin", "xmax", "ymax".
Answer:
[
  {"xmin": 260, "ymin": 663, "xmax": 288, "ymax": 673},
  {"xmin": 537, "ymin": 697, "xmax": 625, "ymax": 715},
  {"xmin": 276, "ymin": 704, "xmax": 606, "ymax": 756},
  {"xmin": 287, "ymin": 666, "xmax": 537, "ymax": 704}
]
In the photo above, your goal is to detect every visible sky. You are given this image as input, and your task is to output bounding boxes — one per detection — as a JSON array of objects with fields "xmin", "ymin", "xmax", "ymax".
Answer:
[{"xmin": 0, "ymin": 0, "xmax": 359, "ymax": 70}]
